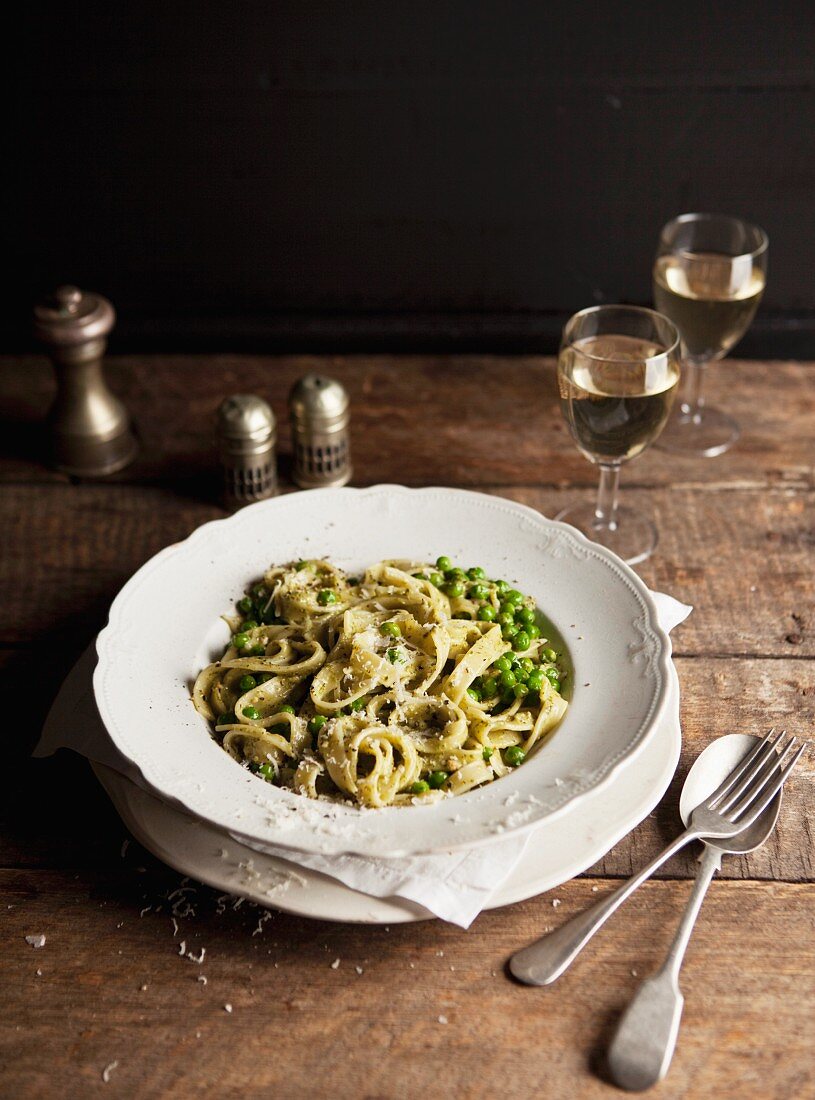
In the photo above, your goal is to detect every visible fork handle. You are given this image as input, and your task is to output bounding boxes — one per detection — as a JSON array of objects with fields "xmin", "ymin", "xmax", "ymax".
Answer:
[
  {"xmin": 509, "ymin": 826, "xmax": 700, "ymax": 986},
  {"xmin": 606, "ymin": 844, "xmax": 721, "ymax": 1091}
]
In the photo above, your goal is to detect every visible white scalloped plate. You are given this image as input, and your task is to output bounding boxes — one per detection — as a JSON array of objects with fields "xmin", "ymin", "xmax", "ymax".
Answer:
[{"xmin": 93, "ymin": 486, "xmax": 672, "ymax": 859}]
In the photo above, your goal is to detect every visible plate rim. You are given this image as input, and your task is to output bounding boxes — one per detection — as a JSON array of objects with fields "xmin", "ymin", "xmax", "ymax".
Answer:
[{"xmin": 90, "ymin": 665, "xmax": 681, "ymax": 923}]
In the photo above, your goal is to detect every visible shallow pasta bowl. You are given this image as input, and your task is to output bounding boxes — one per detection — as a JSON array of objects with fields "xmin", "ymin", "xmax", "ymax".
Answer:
[{"xmin": 93, "ymin": 485, "xmax": 673, "ymax": 859}]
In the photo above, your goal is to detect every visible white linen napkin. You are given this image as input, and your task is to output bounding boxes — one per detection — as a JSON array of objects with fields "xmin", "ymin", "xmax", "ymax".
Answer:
[{"xmin": 35, "ymin": 592, "xmax": 691, "ymax": 928}]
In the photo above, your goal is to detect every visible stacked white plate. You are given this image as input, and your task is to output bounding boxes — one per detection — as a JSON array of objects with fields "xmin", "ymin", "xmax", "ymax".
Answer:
[{"xmin": 51, "ymin": 487, "xmax": 683, "ymax": 922}]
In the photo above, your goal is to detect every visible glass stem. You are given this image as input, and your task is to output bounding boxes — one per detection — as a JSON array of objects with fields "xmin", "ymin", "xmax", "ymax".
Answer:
[
  {"xmin": 679, "ymin": 359, "xmax": 707, "ymax": 423},
  {"xmin": 594, "ymin": 464, "xmax": 621, "ymax": 532}
]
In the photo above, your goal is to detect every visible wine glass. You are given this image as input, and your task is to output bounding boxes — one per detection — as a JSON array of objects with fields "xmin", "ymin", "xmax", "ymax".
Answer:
[
  {"xmin": 653, "ymin": 213, "xmax": 768, "ymax": 456},
  {"xmin": 555, "ymin": 305, "xmax": 680, "ymax": 566}
]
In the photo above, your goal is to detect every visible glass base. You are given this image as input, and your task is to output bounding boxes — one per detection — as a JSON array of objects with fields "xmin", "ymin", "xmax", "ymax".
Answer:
[
  {"xmin": 554, "ymin": 502, "xmax": 658, "ymax": 567},
  {"xmin": 656, "ymin": 404, "xmax": 740, "ymax": 457}
]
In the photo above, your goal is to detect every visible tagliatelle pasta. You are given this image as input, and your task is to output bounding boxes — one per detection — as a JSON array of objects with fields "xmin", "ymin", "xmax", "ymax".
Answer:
[{"xmin": 192, "ymin": 557, "xmax": 569, "ymax": 808}]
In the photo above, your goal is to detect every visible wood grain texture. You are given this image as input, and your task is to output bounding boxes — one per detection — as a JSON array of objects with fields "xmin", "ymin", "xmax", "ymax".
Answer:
[
  {"xmin": 0, "ymin": 480, "xmax": 811, "ymax": 658},
  {"xmin": 1, "ymin": 355, "xmax": 813, "ymax": 489},
  {"xmin": 2, "ymin": 873, "xmax": 813, "ymax": 1099},
  {"xmin": 1, "ymin": 353, "xmax": 813, "ymax": 1099}
]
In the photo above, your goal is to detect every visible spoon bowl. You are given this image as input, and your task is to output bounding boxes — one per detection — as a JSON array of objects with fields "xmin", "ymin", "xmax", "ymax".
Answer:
[{"xmin": 679, "ymin": 733, "xmax": 782, "ymax": 853}]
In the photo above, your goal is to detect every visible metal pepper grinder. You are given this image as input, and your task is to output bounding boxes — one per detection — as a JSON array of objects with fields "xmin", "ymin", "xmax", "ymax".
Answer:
[{"xmin": 33, "ymin": 285, "xmax": 138, "ymax": 476}]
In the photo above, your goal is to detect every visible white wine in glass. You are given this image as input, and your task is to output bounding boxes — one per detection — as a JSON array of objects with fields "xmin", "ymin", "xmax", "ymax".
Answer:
[
  {"xmin": 653, "ymin": 214, "xmax": 768, "ymax": 456},
  {"xmin": 556, "ymin": 306, "xmax": 680, "ymax": 566}
]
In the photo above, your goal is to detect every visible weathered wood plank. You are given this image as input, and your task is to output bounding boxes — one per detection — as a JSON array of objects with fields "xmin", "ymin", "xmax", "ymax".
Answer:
[
  {"xmin": 2, "ymin": 652, "xmax": 811, "ymax": 881},
  {"xmin": 0, "ymin": 481, "xmax": 811, "ymax": 658},
  {"xmin": 1, "ymin": 355, "xmax": 813, "ymax": 490},
  {"xmin": 2, "ymin": 872, "xmax": 813, "ymax": 1099}
]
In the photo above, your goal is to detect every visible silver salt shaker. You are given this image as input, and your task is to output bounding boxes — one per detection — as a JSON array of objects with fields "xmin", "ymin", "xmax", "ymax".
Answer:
[
  {"xmin": 289, "ymin": 374, "xmax": 352, "ymax": 488},
  {"xmin": 217, "ymin": 394, "xmax": 277, "ymax": 508}
]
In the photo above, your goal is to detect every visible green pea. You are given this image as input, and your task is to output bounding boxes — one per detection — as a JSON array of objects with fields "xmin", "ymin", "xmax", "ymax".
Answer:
[
  {"xmin": 468, "ymin": 583, "xmax": 489, "ymax": 600},
  {"xmin": 429, "ymin": 572, "xmax": 445, "ymax": 587},
  {"xmin": 427, "ymin": 770, "xmax": 448, "ymax": 789},
  {"xmin": 260, "ymin": 608, "xmax": 279, "ymax": 625},
  {"xmin": 466, "ymin": 686, "xmax": 482, "ymax": 702},
  {"xmin": 256, "ymin": 673, "xmax": 272, "ymax": 684},
  {"xmin": 279, "ymin": 705, "xmax": 295, "ymax": 715},
  {"xmin": 516, "ymin": 607, "xmax": 535, "ymax": 625},
  {"xmin": 545, "ymin": 667, "xmax": 561, "ymax": 687},
  {"xmin": 497, "ymin": 612, "xmax": 514, "ymax": 628},
  {"xmin": 242, "ymin": 706, "xmax": 260, "ymax": 720},
  {"xmin": 495, "ymin": 656, "xmax": 512, "ymax": 673},
  {"xmin": 477, "ymin": 605, "xmax": 497, "ymax": 622},
  {"xmin": 504, "ymin": 745, "xmax": 526, "ymax": 767},
  {"xmin": 499, "ymin": 601, "xmax": 516, "ymax": 618},
  {"xmin": 217, "ymin": 712, "xmax": 236, "ymax": 726},
  {"xmin": 379, "ymin": 621, "xmax": 402, "ymax": 637},
  {"xmin": 317, "ymin": 589, "xmax": 337, "ymax": 606},
  {"xmin": 500, "ymin": 669, "xmax": 517, "ymax": 690},
  {"xmin": 237, "ymin": 596, "xmax": 253, "ymax": 614},
  {"xmin": 526, "ymin": 670, "xmax": 544, "ymax": 692},
  {"xmin": 435, "ymin": 555, "xmax": 452, "ymax": 571},
  {"xmin": 482, "ymin": 745, "xmax": 494, "ymax": 761},
  {"xmin": 495, "ymin": 580, "xmax": 509, "ymax": 595},
  {"xmin": 308, "ymin": 715, "xmax": 327, "ymax": 735},
  {"xmin": 446, "ymin": 567, "xmax": 467, "ymax": 582},
  {"xmin": 548, "ymin": 677, "xmax": 561, "ymax": 693},
  {"xmin": 258, "ymin": 763, "xmax": 275, "ymax": 780},
  {"xmin": 502, "ymin": 623, "xmax": 519, "ymax": 640},
  {"xmin": 242, "ymin": 619, "xmax": 258, "ymax": 631},
  {"xmin": 346, "ymin": 697, "xmax": 368, "ymax": 712},
  {"xmin": 232, "ymin": 632, "xmax": 249, "ymax": 649},
  {"xmin": 387, "ymin": 647, "xmax": 407, "ymax": 664},
  {"xmin": 238, "ymin": 674, "xmax": 257, "ymax": 692},
  {"xmin": 410, "ymin": 780, "xmax": 430, "ymax": 794},
  {"xmin": 543, "ymin": 647, "xmax": 558, "ymax": 662},
  {"xmin": 506, "ymin": 589, "xmax": 524, "ymax": 605},
  {"xmin": 253, "ymin": 584, "xmax": 268, "ymax": 600},
  {"xmin": 520, "ymin": 657, "xmax": 535, "ymax": 673},
  {"xmin": 514, "ymin": 664, "xmax": 530, "ymax": 683},
  {"xmin": 512, "ymin": 683, "xmax": 527, "ymax": 700},
  {"xmin": 513, "ymin": 630, "xmax": 531, "ymax": 652},
  {"xmin": 251, "ymin": 643, "xmax": 266, "ymax": 656},
  {"xmin": 295, "ymin": 560, "xmax": 310, "ymax": 571},
  {"xmin": 412, "ymin": 572, "xmax": 428, "ymax": 581},
  {"xmin": 527, "ymin": 623, "xmax": 542, "ymax": 639},
  {"xmin": 481, "ymin": 676, "xmax": 498, "ymax": 697},
  {"xmin": 443, "ymin": 581, "xmax": 466, "ymax": 599},
  {"xmin": 467, "ymin": 567, "xmax": 486, "ymax": 580}
]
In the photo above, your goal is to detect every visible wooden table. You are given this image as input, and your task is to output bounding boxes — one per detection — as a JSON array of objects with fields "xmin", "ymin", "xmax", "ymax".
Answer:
[{"xmin": 2, "ymin": 355, "xmax": 813, "ymax": 1099}]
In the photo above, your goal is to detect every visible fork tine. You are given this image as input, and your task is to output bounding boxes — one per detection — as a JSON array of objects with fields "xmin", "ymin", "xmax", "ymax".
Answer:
[
  {"xmin": 715, "ymin": 731, "xmax": 791, "ymax": 814},
  {"xmin": 731, "ymin": 743, "xmax": 807, "ymax": 829},
  {"xmin": 706, "ymin": 728, "xmax": 783, "ymax": 810},
  {"xmin": 728, "ymin": 736, "xmax": 799, "ymax": 819}
]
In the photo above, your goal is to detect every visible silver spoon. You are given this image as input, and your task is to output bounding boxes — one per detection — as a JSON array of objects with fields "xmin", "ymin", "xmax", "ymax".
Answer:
[{"xmin": 606, "ymin": 734, "xmax": 783, "ymax": 1092}]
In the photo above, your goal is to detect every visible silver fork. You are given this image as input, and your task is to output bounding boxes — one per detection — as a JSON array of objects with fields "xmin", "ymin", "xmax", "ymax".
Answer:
[{"xmin": 510, "ymin": 729, "xmax": 806, "ymax": 987}]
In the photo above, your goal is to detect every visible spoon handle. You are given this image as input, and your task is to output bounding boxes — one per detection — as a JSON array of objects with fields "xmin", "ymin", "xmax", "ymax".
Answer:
[
  {"xmin": 509, "ymin": 827, "xmax": 699, "ymax": 986},
  {"xmin": 606, "ymin": 843, "xmax": 722, "ymax": 1092}
]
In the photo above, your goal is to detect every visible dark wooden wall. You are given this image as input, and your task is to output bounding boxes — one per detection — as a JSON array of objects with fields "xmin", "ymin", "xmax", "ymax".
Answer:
[{"xmin": 8, "ymin": 1, "xmax": 815, "ymax": 353}]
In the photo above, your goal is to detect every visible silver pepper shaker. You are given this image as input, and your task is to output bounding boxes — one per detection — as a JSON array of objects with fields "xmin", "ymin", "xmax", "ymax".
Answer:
[
  {"xmin": 289, "ymin": 374, "xmax": 352, "ymax": 488},
  {"xmin": 33, "ymin": 285, "xmax": 138, "ymax": 476},
  {"xmin": 217, "ymin": 394, "xmax": 277, "ymax": 508}
]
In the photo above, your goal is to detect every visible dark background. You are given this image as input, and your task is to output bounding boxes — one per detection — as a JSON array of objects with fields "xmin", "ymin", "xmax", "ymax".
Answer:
[{"xmin": 8, "ymin": 2, "xmax": 815, "ymax": 353}]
